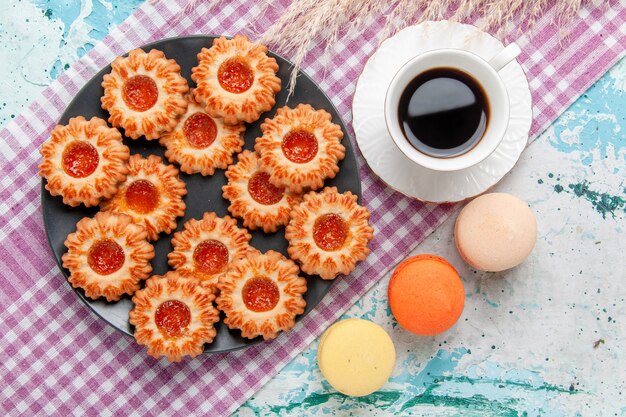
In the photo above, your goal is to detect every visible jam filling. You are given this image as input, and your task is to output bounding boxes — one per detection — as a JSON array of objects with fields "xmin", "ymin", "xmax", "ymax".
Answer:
[
  {"xmin": 242, "ymin": 276, "xmax": 280, "ymax": 312},
  {"xmin": 248, "ymin": 171, "xmax": 284, "ymax": 205},
  {"xmin": 122, "ymin": 75, "xmax": 159, "ymax": 112},
  {"xmin": 62, "ymin": 141, "xmax": 99, "ymax": 178},
  {"xmin": 313, "ymin": 213, "xmax": 348, "ymax": 251},
  {"xmin": 183, "ymin": 112, "xmax": 218, "ymax": 149},
  {"xmin": 193, "ymin": 240, "xmax": 229, "ymax": 275},
  {"xmin": 281, "ymin": 130, "xmax": 318, "ymax": 163},
  {"xmin": 87, "ymin": 239, "xmax": 125, "ymax": 275},
  {"xmin": 218, "ymin": 57, "xmax": 254, "ymax": 94},
  {"xmin": 155, "ymin": 300, "xmax": 191, "ymax": 339},
  {"xmin": 125, "ymin": 179, "xmax": 159, "ymax": 214}
]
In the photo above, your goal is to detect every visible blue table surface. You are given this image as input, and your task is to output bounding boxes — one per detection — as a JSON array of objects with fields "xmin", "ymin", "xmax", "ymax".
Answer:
[{"xmin": 2, "ymin": 1, "xmax": 624, "ymax": 416}]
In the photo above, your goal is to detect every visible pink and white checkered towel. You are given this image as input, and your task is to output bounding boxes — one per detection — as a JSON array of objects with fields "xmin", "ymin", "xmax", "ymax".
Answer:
[{"xmin": 1, "ymin": 0, "xmax": 624, "ymax": 415}]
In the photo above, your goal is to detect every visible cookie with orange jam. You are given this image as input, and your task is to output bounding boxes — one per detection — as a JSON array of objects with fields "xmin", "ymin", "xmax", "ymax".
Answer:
[
  {"xmin": 39, "ymin": 116, "xmax": 130, "ymax": 207},
  {"xmin": 216, "ymin": 250, "xmax": 307, "ymax": 340},
  {"xmin": 191, "ymin": 35, "xmax": 281, "ymax": 125},
  {"xmin": 168, "ymin": 212, "xmax": 252, "ymax": 291},
  {"xmin": 255, "ymin": 104, "xmax": 345, "ymax": 193},
  {"xmin": 129, "ymin": 272, "xmax": 220, "ymax": 362},
  {"xmin": 62, "ymin": 211, "xmax": 154, "ymax": 301},
  {"xmin": 100, "ymin": 154, "xmax": 187, "ymax": 241},
  {"xmin": 222, "ymin": 150, "xmax": 302, "ymax": 233},
  {"xmin": 285, "ymin": 187, "xmax": 374, "ymax": 280},
  {"xmin": 159, "ymin": 92, "xmax": 245, "ymax": 175},
  {"xmin": 101, "ymin": 48, "xmax": 189, "ymax": 139}
]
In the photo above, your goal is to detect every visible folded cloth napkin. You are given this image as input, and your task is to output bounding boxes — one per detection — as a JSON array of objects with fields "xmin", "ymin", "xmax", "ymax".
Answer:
[{"xmin": 1, "ymin": 1, "xmax": 624, "ymax": 415}]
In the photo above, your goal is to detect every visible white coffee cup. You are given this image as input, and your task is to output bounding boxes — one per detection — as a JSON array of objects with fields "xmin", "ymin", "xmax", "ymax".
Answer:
[{"xmin": 384, "ymin": 44, "xmax": 521, "ymax": 171}]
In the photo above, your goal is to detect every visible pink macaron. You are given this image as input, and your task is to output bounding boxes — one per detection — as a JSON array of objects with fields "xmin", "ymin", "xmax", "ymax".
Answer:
[{"xmin": 454, "ymin": 193, "xmax": 536, "ymax": 272}]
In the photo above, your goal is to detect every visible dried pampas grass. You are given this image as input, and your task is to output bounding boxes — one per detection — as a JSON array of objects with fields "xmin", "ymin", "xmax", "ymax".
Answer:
[
  {"xmin": 256, "ymin": 0, "xmax": 391, "ymax": 93},
  {"xmin": 157, "ymin": 0, "xmax": 601, "ymax": 94}
]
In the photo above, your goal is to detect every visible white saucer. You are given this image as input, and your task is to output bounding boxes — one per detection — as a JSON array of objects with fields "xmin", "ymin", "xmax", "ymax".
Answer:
[{"xmin": 352, "ymin": 21, "xmax": 532, "ymax": 203}]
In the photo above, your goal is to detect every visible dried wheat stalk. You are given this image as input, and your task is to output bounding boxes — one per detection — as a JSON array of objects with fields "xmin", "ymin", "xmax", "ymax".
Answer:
[{"xmin": 155, "ymin": 0, "xmax": 601, "ymax": 94}]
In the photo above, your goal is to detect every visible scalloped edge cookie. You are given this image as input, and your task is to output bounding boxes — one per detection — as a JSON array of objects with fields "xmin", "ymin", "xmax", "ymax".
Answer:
[
  {"xmin": 168, "ymin": 212, "xmax": 252, "ymax": 291},
  {"xmin": 216, "ymin": 250, "xmax": 307, "ymax": 340},
  {"xmin": 223, "ymin": 150, "xmax": 302, "ymax": 233},
  {"xmin": 101, "ymin": 48, "xmax": 189, "ymax": 139},
  {"xmin": 255, "ymin": 104, "xmax": 345, "ymax": 193},
  {"xmin": 160, "ymin": 92, "xmax": 245, "ymax": 175},
  {"xmin": 285, "ymin": 187, "xmax": 374, "ymax": 280},
  {"xmin": 191, "ymin": 35, "xmax": 281, "ymax": 125},
  {"xmin": 39, "ymin": 116, "xmax": 130, "ymax": 207},
  {"xmin": 62, "ymin": 211, "xmax": 154, "ymax": 301},
  {"xmin": 129, "ymin": 272, "xmax": 220, "ymax": 362},
  {"xmin": 100, "ymin": 154, "xmax": 187, "ymax": 240}
]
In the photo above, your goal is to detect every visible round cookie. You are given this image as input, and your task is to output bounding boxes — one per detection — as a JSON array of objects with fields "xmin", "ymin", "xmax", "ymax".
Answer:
[
  {"xmin": 454, "ymin": 193, "xmax": 537, "ymax": 272},
  {"xmin": 317, "ymin": 318, "xmax": 395, "ymax": 397},
  {"xmin": 388, "ymin": 255, "xmax": 464, "ymax": 336}
]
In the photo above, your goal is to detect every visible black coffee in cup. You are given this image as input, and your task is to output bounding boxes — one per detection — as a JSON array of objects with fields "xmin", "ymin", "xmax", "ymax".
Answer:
[{"xmin": 398, "ymin": 67, "xmax": 489, "ymax": 158}]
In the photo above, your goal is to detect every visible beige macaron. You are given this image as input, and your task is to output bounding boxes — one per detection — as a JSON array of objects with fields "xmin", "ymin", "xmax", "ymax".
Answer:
[
  {"xmin": 455, "ymin": 193, "xmax": 536, "ymax": 272},
  {"xmin": 317, "ymin": 318, "xmax": 395, "ymax": 397}
]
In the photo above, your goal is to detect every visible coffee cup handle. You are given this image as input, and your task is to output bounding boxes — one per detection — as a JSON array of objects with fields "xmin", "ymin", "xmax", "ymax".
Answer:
[{"xmin": 488, "ymin": 43, "xmax": 522, "ymax": 72}]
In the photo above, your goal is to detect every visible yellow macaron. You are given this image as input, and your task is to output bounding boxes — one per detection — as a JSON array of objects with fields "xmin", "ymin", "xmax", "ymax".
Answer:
[{"xmin": 317, "ymin": 318, "xmax": 396, "ymax": 397}]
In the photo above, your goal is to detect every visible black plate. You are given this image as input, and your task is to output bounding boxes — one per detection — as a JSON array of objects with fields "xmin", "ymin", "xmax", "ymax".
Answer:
[{"xmin": 41, "ymin": 35, "xmax": 361, "ymax": 353}]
